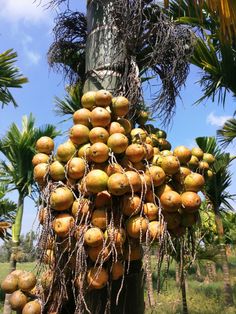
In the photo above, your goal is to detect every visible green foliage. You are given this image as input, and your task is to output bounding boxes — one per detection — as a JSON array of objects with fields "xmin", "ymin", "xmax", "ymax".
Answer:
[
  {"xmin": 55, "ymin": 83, "xmax": 83, "ymax": 116},
  {"xmin": 217, "ymin": 118, "xmax": 236, "ymax": 148},
  {"xmin": 0, "ymin": 114, "xmax": 58, "ymax": 198},
  {"xmin": 196, "ymin": 136, "xmax": 235, "ymax": 212},
  {"xmin": 0, "ymin": 49, "xmax": 28, "ymax": 108}
]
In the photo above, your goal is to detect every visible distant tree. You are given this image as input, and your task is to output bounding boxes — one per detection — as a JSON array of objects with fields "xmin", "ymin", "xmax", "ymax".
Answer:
[{"xmin": 0, "ymin": 49, "xmax": 28, "ymax": 108}]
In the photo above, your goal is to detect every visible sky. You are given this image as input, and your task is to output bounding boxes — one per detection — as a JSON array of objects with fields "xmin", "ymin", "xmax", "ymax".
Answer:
[{"xmin": 0, "ymin": 0, "xmax": 235, "ymax": 235}]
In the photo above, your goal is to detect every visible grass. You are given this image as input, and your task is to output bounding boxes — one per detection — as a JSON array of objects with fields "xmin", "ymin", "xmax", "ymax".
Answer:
[
  {"xmin": 0, "ymin": 262, "xmax": 36, "ymax": 313},
  {"xmin": 0, "ymin": 258, "xmax": 235, "ymax": 313}
]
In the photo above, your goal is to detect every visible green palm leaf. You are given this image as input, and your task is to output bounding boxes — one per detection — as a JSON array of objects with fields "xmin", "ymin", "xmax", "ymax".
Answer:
[
  {"xmin": 217, "ymin": 118, "xmax": 236, "ymax": 148},
  {"xmin": 0, "ymin": 49, "xmax": 28, "ymax": 108}
]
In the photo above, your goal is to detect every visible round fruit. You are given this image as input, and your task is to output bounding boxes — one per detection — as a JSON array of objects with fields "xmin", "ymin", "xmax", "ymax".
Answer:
[
  {"xmin": 88, "ymin": 245, "xmax": 110, "ymax": 263},
  {"xmin": 105, "ymin": 163, "xmax": 123, "ymax": 176},
  {"xmin": 49, "ymin": 161, "xmax": 65, "ymax": 181},
  {"xmin": 107, "ymin": 133, "xmax": 129, "ymax": 154},
  {"xmin": 111, "ymin": 261, "xmax": 124, "ymax": 280},
  {"xmin": 146, "ymin": 166, "xmax": 166, "ymax": 187},
  {"xmin": 84, "ymin": 227, "xmax": 104, "ymax": 247},
  {"xmin": 184, "ymin": 173, "xmax": 205, "ymax": 192},
  {"xmin": 22, "ymin": 300, "xmax": 41, "ymax": 314},
  {"xmin": 107, "ymin": 173, "xmax": 129, "ymax": 196},
  {"xmin": 173, "ymin": 146, "xmax": 192, "ymax": 164},
  {"xmin": 36, "ymin": 136, "xmax": 54, "ymax": 154},
  {"xmin": 89, "ymin": 143, "xmax": 109, "ymax": 163},
  {"xmin": 87, "ymin": 267, "xmax": 109, "ymax": 289},
  {"xmin": 56, "ymin": 140, "xmax": 77, "ymax": 162},
  {"xmin": 125, "ymin": 144, "xmax": 145, "ymax": 163},
  {"xmin": 137, "ymin": 110, "xmax": 149, "ymax": 125},
  {"xmin": 67, "ymin": 157, "xmax": 86, "ymax": 179},
  {"xmin": 157, "ymin": 138, "xmax": 171, "ymax": 150},
  {"xmin": 91, "ymin": 209, "xmax": 107, "ymax": 230},
  {"xmin": 33, "ymin": 163, "xmax": 48, "ymax": 185},
  {"xmin": 73, "ymin": 108, "xmax": 91, "ymax": 127},
  {"xmin": 18, "ymin": 271, "xmax": 36, "ymax": 292},
  {"xmin": 72, "ymin": 198, "xmax": 91, "ymax": 218},
  {"xmin": 149, "ymin": 221, "xmax": 164, "ymax": 240},
  {"xmin": 69, "ymin": 124, "xmax": 90, "ymax": 146},
  {"xmin": 122, "ymin": 194, "xmax": 141, "ymax": 216},
  {"xmin": 191, "ymin": 147, "xmax": 204, "ymax": 159},
  {"xmin": 156, "ymin": 129, "xmax": 167, "ymax": 139},
  {"xmin": 90, "ymin": 107, "xmax": 111, "ymax": 127},
  {"xmin": 95, "ymin": 90, "xmax": 112, "ymax": 107},
  {"xmin": 160, "ymin": 191, "xmax": 182, "ymax": 212},
  {"xmin": 89, "ymin": 127, "xmax": 109, "ymax": 144},
  {"xmin": 108, "ymin": 121, "xmax": 125, "ymax": 135},
  {"xmin": 85, "ymin": 170, "xmax": 109, "ymax": 193},
  {"xmin": 125, "ymin": 171, "xmax": 142, "ymax": 193},
  {"xmin": 144, "ymin": 203, "xmax": 159, "ymax": 221},
  {"xmin": 144, "ymin": 144, "xmax": 154, "ymax": 160},
  {"xmin": 118, "ymin": 118, "xmax": 132, "ymax": 134},
  {"xmin": 1, "ymin": 274, "xmax": 18, "ymax": 293},
  {"xmin": 173, "ymin": 166, "xmax": 191, "ymax": 184},
  {"xmin": 131, "ymin": 128, "xmax": 147, "ymax": 143},
  {"xmin": 198, "ymin": 160, "xmax": 210, "ymax": 171},
  {"xmin": 160, "ymin": 155, "xmax": 180, "ymax": 175},
  {"xmin": 78, "ymin": 143, "xmax": 91, "ymax": 160},
  {"xmin": 52, "ymin": 213, "xmax": 75, "ymax": 238},
  {"xmin": 126, "ymin": 216, "xmax": 148, "ymax": 239},
  {"xmin": 105, "ymin": 227, "xmax": 126, "ymax": 246},
  {"xmin": 181, "ymin": 191, "xmax": 201, "ymax": 213},
  {"xmin": 188, "ymin": 155, "xmax": 199, "ymax": 170},
  {"xmin": 203, "ymin": 153, "xmax": 215, "ymax": 164},
  {"xmin": 81, "ymin": 91, "xmax": 96, "ymax": 109},
  {"xmin": 95, "ymin": 191, "xmax": 112, "ymax": 208},
  {"xmin": 50, "ymin": 187, "xmax": 74, "ymax": 211},
  {"xmin": 32, "ymin": 153, "xmax": 49, "ymax": 167},
  {"xmin": 111, "ymin": 96, "xmax": 129, "ymax": 117},
  {"xmin": 9, "ymin": 290, "xmax": 28, "ymax": 310}
]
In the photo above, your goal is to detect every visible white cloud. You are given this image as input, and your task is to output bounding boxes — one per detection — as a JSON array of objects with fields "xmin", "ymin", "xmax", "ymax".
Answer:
[
  {"xmin": 206, "ymin": 112, "xmax": 232, "ymax": 127},
  {"xmin": 25, "ymin": 50, "xmax": 41, "ymax": 64},
  {"xmin": 0, "ymin": 0, "xmax": 52, "ymax": 25}
]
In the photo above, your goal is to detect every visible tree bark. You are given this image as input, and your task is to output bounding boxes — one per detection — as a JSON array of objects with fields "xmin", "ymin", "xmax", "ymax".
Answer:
[
  {"xmin": 215, "ymin": 211, "xmax": 234, "ymax": 306},
  {"xmin": 3, "ymin": 194, "xmax": 24, "ymax": 314},
  {"xmin": 175, "ymin": 261, "xmax": 180, "ymax": 287},
  {"xmin": 83, "ymin": 1, "xmax": 144, "ymax": 313},
  {"xmin": 144, "ymin": 253, "xmax": 155, "ymax": 307}
]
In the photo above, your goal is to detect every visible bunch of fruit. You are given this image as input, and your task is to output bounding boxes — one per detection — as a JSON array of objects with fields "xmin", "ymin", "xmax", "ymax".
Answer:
[
  {"xmin": 30, "ymin": 89, "xmax": 215, "ymax": 312},
  {"xmin": 1, "ymin": 270, "xmax": 41, "ymax": 314}
]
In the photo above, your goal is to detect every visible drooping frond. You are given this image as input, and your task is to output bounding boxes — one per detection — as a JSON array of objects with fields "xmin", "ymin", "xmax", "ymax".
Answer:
[
  {"xmin": 0, "ymin": 49, "xmax": 28, "ymax": 108},
  {"xmin": 48, "ymin": 11, "xmax": 87, "ymax": 83},
  {"xmin": 217, "ymin": 118, "xmax": 236, "ymax": 148}
]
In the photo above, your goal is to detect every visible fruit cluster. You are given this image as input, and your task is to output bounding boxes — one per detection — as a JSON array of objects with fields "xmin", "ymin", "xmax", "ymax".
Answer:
[
  {"xmin": 31, "ymin": 90, "xmax": 214, "ymax": 311},
  {"xmin": 1, "ymin": 270, "xmax": 41, "ymax": 314}
]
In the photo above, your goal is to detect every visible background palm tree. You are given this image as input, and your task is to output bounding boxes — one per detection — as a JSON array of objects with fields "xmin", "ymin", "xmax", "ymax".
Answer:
[
  {"xmin": 0, "ymin": 185, "xmax": 16, "ymax": 241},
  {"xmin": 0, "ymin": 114, "xmax": 58, "ymax": 268},
  {"xmin": 217, "ymin": 117, "xmax": 236, "ymax": 148},
  {"xmin": 0, "ymin": 49, "xmax": 28, "ymax": 108},
  {"xmin": 196, "ymin": 136, "xmax": 235, "ymax": 305},
  {"xmin": 168, "ymin": 0, "xmax": 236, "ymax": 106}
]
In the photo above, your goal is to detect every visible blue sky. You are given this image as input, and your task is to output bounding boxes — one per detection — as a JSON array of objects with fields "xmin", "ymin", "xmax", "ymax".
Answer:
[{"xmin": 0, "ymin": 0, "xmax": 235, "ymax": 234}]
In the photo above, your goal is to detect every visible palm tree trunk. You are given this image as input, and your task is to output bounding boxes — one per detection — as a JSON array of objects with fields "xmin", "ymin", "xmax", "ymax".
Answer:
[
  {"xmin": 215, "ymin": 211, "xmax": 234, "ymax": 306},
  {"xmin": 83, "ymin": 1, "xmax": 144, "ymax": 313},
  {"xmin": 3, "ymin": 193, "xmax": 24, "ymax": 314},
  {"xmin": 144, "ymin": 253, "xmax": 155, "ymax": 307},
  {"xmin": 175, "ymin": 260, "xmax": 180, "ymax": 287},
  {"xmin": 180, "ymin": 268, "xmax": 188, "ymax": 314}
]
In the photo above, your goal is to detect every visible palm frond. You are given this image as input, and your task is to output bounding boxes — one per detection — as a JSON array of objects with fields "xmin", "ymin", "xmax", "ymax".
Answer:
[
  {"xmin": 0, "ymin": 49, "xmax": 28, "ymax": 108},
  {"xmin": 54, "ymin": 83, "xmax": 83, "ymax": 116},
  {"xmin": 217, "ymin": 118, "xmax": 236, "ymax": 148},
  {"xmin": 0, "ymin": 114, "xmax": 58, "ymax": 197}
]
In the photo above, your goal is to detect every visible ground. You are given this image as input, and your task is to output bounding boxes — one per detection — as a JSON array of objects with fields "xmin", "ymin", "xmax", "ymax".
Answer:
[{"xmin": 0, "ymin": 256, "xmax": 235, "ymax": 313}]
